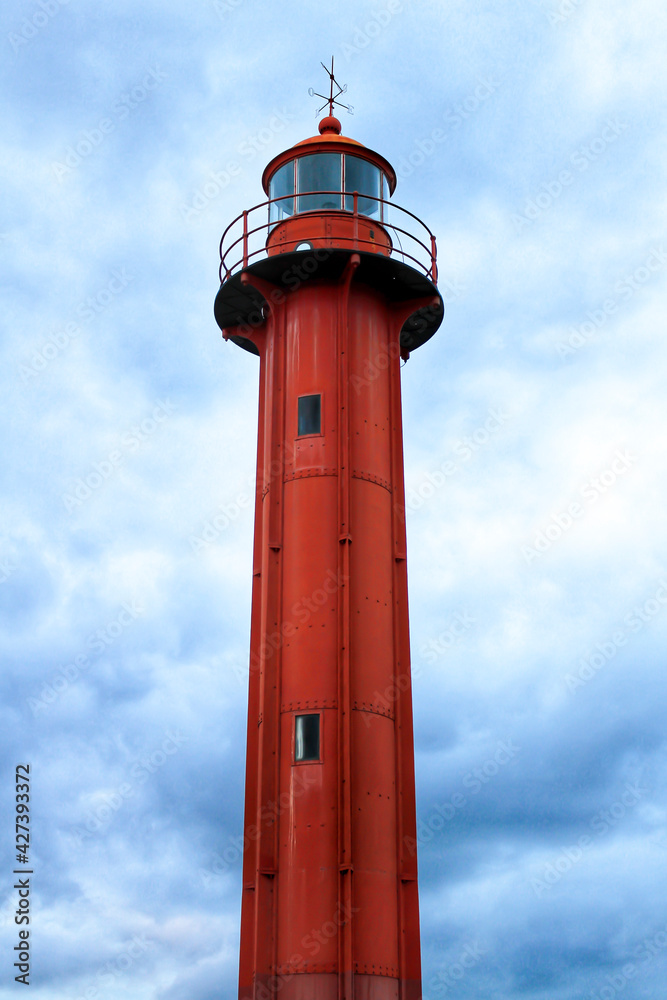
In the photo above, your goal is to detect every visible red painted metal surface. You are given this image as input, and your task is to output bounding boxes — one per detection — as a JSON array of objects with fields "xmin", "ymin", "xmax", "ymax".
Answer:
[
  {"xmin": 266, "ymin": 205, "xmax": 392, "ymax": 258},
  {"xmin": 215, "ymin": 125, "xmax": 442, "ymax": 1000},
  {"xmin": 218, "ymin": 193, "xmax": 437, "ymax": 284}
]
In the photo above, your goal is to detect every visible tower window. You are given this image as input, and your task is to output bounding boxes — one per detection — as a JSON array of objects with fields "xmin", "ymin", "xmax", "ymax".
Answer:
[
  {"xmin": 295, "ymin": 714, "xmax": 320, "ymax": 762},
  {"xmin": 297, "ymin": 394, "xmax": 321, "ymax": 436}
]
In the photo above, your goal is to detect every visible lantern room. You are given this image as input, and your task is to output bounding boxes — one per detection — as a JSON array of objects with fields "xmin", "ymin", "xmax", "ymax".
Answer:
[
  {"xmin": 215, "ymin": 114, "xmax": 443, "ymax": 355},
  {"xmin": 262, "ymin": 115, "xmax": 396, "ymax": 257},
  {"xmin": 265, "ymin": 115, "xmax": 394, "ymax": 222}
]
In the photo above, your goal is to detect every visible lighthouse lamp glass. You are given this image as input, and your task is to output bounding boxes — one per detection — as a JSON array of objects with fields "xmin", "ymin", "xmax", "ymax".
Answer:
[
  {"xmin": 268, "ymin": 161, "xmax": 295, "ymax": 225},
  {"xmin": 344, "ymin": 155, "xmax": 381, "ymax": 218},
  {"xmin": 297, "ymin": 153, "xmax": 342, "ymax": 212},
  {"xmin": 268, "ymin": 154, "xmax": 390, "ymax": 224}
]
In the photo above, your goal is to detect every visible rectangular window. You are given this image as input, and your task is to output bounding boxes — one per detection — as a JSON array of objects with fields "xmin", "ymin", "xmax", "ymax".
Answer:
[
  {"xmin": 297, "ymin": 394, "xmax": 321, "ymax": 436},
  {"xmin": 295, "ymin": 714, "xmax": 320, "ymax": 762}
]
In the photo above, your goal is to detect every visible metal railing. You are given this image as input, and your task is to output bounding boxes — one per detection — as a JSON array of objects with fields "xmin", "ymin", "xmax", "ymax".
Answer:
[{"xmin": 218, "ymin": 191, "xmax": 438, "ymax": 285}]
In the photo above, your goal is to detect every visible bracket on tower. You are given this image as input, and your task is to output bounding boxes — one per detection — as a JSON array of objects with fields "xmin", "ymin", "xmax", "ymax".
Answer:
[{"xmin": 308, "ymin": 57, "xmax": 354, "ymax": 117}]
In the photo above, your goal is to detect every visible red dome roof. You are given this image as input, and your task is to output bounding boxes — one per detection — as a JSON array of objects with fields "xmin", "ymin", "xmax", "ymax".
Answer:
[{"xmin": 261, "ymin": 128, "xmax": 396, "ymax": 195}]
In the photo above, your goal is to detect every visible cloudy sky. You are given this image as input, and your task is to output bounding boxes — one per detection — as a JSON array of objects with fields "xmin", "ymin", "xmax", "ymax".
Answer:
[{"xmin": 2, "ymin": 0, "xmax": 667, "ymax": 997}]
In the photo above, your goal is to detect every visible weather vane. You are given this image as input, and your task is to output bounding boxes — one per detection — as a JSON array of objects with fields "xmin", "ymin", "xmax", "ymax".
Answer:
[{"xmin": 308, "ymin": 57, "xmax": 354, "ymax": 117}]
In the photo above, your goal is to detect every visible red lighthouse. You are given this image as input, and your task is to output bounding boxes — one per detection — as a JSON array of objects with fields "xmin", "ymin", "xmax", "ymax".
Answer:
[{"xmin": 214, "ymin": 69, "xmax": 443, "ymax": 1000}]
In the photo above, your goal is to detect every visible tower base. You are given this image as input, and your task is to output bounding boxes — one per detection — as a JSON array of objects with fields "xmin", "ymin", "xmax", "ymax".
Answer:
[{"xmin": 246, "ymin": 973, "xmax": 423, "ymax": 1000}]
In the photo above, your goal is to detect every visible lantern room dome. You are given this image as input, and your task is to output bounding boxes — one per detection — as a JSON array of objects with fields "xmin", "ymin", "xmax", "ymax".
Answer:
[{"xmin": 261, "ymin": 127, "xmax": 397, "ymax": 198}]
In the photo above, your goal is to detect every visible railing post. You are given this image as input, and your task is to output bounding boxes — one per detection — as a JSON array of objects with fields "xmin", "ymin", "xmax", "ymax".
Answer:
[
  {"xmin": 243, "ymin": 210, "xmax": 248, "ymax": 269},
  {"xmin": 353, "ymin": 191, "xmax": 358, "ymax": 247},
  {"xmin": 430, "ymin": 235, "xmax": 438, "ymax": 284}
]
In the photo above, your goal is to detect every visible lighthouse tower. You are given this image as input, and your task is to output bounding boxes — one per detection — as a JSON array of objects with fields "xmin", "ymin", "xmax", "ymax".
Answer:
[{"xmin": 214, "ymin": 68, "xmax": 443, "ymax": 1000}]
